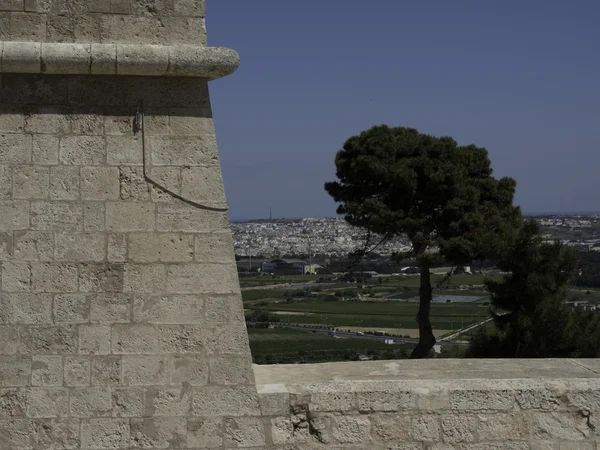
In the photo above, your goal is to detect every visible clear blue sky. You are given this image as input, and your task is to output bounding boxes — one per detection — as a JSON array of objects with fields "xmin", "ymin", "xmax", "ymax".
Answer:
[{"xmin": 207, "ymin": 1, "xmax": 600, "ymax": 220}]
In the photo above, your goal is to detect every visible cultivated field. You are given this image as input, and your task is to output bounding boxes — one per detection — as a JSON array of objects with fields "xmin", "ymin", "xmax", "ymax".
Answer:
[{"xmin": 243, "ymin": 272, "xmax": 499, "ymax": 362}]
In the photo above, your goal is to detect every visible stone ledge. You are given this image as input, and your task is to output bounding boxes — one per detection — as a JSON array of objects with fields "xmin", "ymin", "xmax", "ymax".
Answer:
[
  {"xmin": 0, "ymin": 41, "xmax": 240, "ymax": 79},
  {"xmin": 255, "ymin": 360, "xmax": 600, "ymax": 447},
  {"xmin": 255, "ymin": 360, "xmax": 600, "ymax": 414},
  {"xmin": 255, "ymin": 359, "xmax": 600, "ymax": 384}
]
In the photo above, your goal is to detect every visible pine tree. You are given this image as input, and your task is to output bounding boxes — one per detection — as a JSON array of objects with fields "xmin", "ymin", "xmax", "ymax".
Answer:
[{"xmin": 325, "ymin": 125, "xmax": 521, "ymax": 358}]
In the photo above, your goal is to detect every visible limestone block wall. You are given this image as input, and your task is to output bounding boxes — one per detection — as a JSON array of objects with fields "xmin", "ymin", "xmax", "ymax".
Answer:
[
  {"xmin": 255, "ymin": 360, "xmax": 600, "ymax": 449},
  {"xmin": 0, "ymin": 72, "xmax": 263, "ymax": 448},
  {"xmin": 0, "ymin": 0, "xmax": 206, "ymax": 45}
]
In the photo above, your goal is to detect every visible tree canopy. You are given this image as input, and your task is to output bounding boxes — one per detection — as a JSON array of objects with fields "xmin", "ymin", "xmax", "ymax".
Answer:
[
  {"xmin": 469, "ymin": 219, "xmax": 600, "ymax": 358},
  {"xmin": 325, "ymin": 125, "xmax": 521, "ymax": 357}
]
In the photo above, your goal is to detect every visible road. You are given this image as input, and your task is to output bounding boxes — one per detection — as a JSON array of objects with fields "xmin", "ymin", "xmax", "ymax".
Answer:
[
  {"xmin": 274, "ymin": 325, "xmax": 468, "ymax": 346},
  {"xmin": 442, "ymin": 317, "xmax": 493, "ymax": 341}
]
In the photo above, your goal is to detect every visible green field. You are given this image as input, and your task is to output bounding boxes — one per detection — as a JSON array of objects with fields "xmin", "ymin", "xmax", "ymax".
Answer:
[
  {"xmin": 241, "ymin": 274, "xmax": 493, "ymax": 336},
  {"xmin": 242, "ymin": 290, "xmax": 289, "ymax": 302},
  {"xmin": 255, "ymin": 300, "xmax": 487, "ymax": 329},
  {"xmin": 239, "ymin": 274, "xmax": 334, "ymax": 288},
  {"xmin": 255, "ymin": 299, "xmax": 486, "ymax": 316},
  {"xmin": 248, "ymin": 328, "xmax": 413, "ymax": 364},
  {"xmin": 261, "ymin": 313, "xmax": 483, "ymax": 331}
]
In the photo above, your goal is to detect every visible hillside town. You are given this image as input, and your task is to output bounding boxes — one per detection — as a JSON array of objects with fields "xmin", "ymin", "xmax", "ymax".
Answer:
[
  {"xmin": 231, "ymin": 217, "xmax": 412, "ymax": 257},
  {"xmin": 538, "ymin": 214, "xmax": 600, "ymax": 250},
  {"xmin": 231, "ymin": 214, "xmax": 600, "ymax": 257}
]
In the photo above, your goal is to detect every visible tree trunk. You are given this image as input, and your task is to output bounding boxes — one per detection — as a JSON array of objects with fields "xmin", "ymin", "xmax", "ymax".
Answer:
[{"xmin": 410, "ymin": 260, "xmax": 436, "ymax": 358}]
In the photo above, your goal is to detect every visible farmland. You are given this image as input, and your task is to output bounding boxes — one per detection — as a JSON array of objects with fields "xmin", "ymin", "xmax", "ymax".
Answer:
[
  {"xmin": 249, "ymin": 328, "xmax": 413, "ymax": 364},
  {"xmin": 243, "ymin": 271, "xmax": 498, "ymax": 362}
]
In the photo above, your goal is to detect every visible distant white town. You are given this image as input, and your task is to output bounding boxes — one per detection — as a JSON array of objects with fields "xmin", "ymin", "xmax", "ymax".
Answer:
[
  {"xmin": 231, "ymin": 218, "xmax": 411, "ymax": 257},
  {"xmin": 231, "ymin": 215, "xmax": 600, "ymax": 257}
]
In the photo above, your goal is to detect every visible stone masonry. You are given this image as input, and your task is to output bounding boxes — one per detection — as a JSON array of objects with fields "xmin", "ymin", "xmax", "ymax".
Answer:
[
  {"xmin": 3, "ymin": 2, "xmax": 600, "ymax": 450},
  {"xmin": 0, "ymin": 1, "xmax": 265, "ymax": 449},
  {"xmin": 255, "ymin": 360, "xmax": 600, "ymax": 449}
]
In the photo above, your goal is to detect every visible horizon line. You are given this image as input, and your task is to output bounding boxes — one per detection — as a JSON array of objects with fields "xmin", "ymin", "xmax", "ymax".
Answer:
[{"xmin": 230, "ymin": 211, "xmax": 600, "ymax": 222}]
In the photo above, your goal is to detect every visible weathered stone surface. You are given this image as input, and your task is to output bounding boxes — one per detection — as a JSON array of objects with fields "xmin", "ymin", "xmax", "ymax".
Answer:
[
  {"xmin": 0, "ymin": 357, "xmax": 31, "ymax": 386},
  {"xmin": 107, "ymin": 233, "xmax": 127, "ymax": 262},
  {"xmin": 329, "ymin": 414, "xmax": 371, "ymax": 444},
  {"xmin": 0, "ymin": 134, "xmax": 32, "ymax": 164},
  {"xmin": 20, "ymin": 325, "xmax": 78, "ymax": 354},
  {"xmin": 410, "ymin": 414, "xmax": 441, "ymax": 442},
  {"xmin": 132, "ymin": 294, "xmax": 203, "ymax": 324},
  {"xmin": 91, "ymin": 355, "xmax": 121, "ymax": 384},
  {"xmin": 79, "ymin": 263, "xmax": 124, "ymax": 293},
  {"xmin": 1, "ymin": 262, "xmax": 31, "ymax": 292},
  {"xmin": 112, "ymin": 387, "xmax": 144, "ymax": 418},
  {"xmin": 478, "ymin": 413, "xmax": 528, "ymax": 441},
  {"xmin": 12, "ymin": 165, "xmax": 49, "ymax": 199},
  {"xmin": 130, "ymin": 417, "xmax": 186, "ymax": 448},
  {"xmin": 254, "ymin": 362, "xmax": 600, "ymax": 449},
  {"xmin": 81, "ymin": 418, "xmax": 130, "ymax": 449},
  {"xmin": 157, "ymin": 203, "xmax": 229, "ymax": 232},
  {"xmin": 171, "ymin": 355, "xmax": 208, "ymax": 386},
  {"xmin": 32, "ymin": 134, "xmax": 59, "ymax": 164},
  {"xmin": 69, "ymin": 387, "xmax": 112, "ymax": 417},
  {"xmin": 81, "ymin": 166, "xmax": 120, "ymax": 200},
  {"xmin": 1, "ymin": 293, "xmax": 52, "ymax": 323},
  {"xmin": 30, "ymin": 262, "xmax": 78, "ymax": 292},
  {"xmin": 224, "ymin": 417, "xmax": 266, "ymax": 447},
  {"xmin": 106, "ymin": 202, "xmax": 155, "ymax": 231},
  {"xmin": 83, "ymin": 202, "xmax": 106, "ymax": 231},
  {"xmin": 112, "ymin": 323, "xmax": 158, "ymax": 354},
  {"xmin": 53, "ymin": 293, "xmax": 90, "ymax": 323},
  {"xmin": 0, "ymin": 200, "xmax": 30, "ymax": 231},
  {"xmin": 158, "ymin": 324, "xmax": 205, "ymax": 354},
  {"xmin": 356, "ymin": 388, "xmax": 417, "ymax": 412},
  {"xmin": 192, "ymin": 387, "xmax": 261, "ymax": 417},
  {"xmin": 122, "ymin": 355, "xmax": 169, "ymax": 386},
  {"xmin": 31, "ymin": 356, "xmax": 63, "ymax": 386},
  {"xmin": 0, "ymin": 326, "xmax": 20, "ymax": 355},
  {"xmin": 55, "ymin": 232, "xmax": 106, "ymax": 261},
  {"xmin": 24, "ymin": 107, "xmax": 70, "ymax": 135},
  {"xmin": 0, "ymin": 388, "xmax": 27, "ymax": 418},
  {"xmin": 123, "ymin": 263, "xmax": 165, "ymax": 293},
  {"xmin": 149, "ymin": 136, "xmax": 219, "ymax": 166},
  {"xmin": 527, "ymin": 411, "xmax": 592, "ymax": 440},
  {"xmin": 90, "ymin": 293, "xmax": 132, "ymax": 323},
  {"xmin": 0, "ymin": 3, "xmax": 259, "ymax": 449},
  {"xmin": 128, "ymin": 233, "xmax": 194, "ymax": 263},
  {"xmin": 371, "ymin": 413, "xmax": 411, "ymax": 442},
  {"xmin": 165, "ymin": 263, "xmax": 240, "ymax": 294},
  {"xmin": 59, "ymin": 135, "xmax": 106, "ymax": 165},
  {"xmin": 143, "ymin": 386, "xmax": 192, "ymax": 416},
  {"xmin": 63, "ymin": 356, "xmax": 91, "ymax": 386},
  {"xmin": 209, "ymin": 356, "xmax": 255, "ymax": 386},
  {"xmin": 30, "ymin": 201, "xmax": 83, "ymax": 231},
  {"xmin": 187, "ymin": 417, "xmax": 223, "ymax": 448},
  {"xmin": 258, "ymin": 385, "xmax": 289, "ymax": 417},
  {"xmin": 195, "ymin": 232, "xmax": 236, "ymax": 263},
  {"xmin": 106, "ymin": 135, "xmax": 142, "ymax": 164},
  {"xmin": 26, "ymin": 387, "xmax": 69, "ymax": 418},
  {"xmin": 0, "ymin": 166, "xmax": 12, "ymax": 199},
  {"xmin": 79, "ymin": 325, "xmax": 111, "ymax": 355},
  {"xmin": 50, "ymin": 166, "xmax": 80, "ymax": 200}
]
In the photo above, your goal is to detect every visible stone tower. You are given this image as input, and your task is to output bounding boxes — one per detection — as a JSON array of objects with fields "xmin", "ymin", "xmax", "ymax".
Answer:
[{"xmin": 0, "ymin": 1, "xmax": 265, "ymax": 448}]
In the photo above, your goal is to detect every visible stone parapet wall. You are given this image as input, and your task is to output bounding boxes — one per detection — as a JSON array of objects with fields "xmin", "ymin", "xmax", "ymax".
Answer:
[
  {"xmin": 0, "ymin": 0, "xmax": 206, "ymax": 45},
  {"xmin": 255, "ymin": 360, "xmax": 600, "ymax": 449}
]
